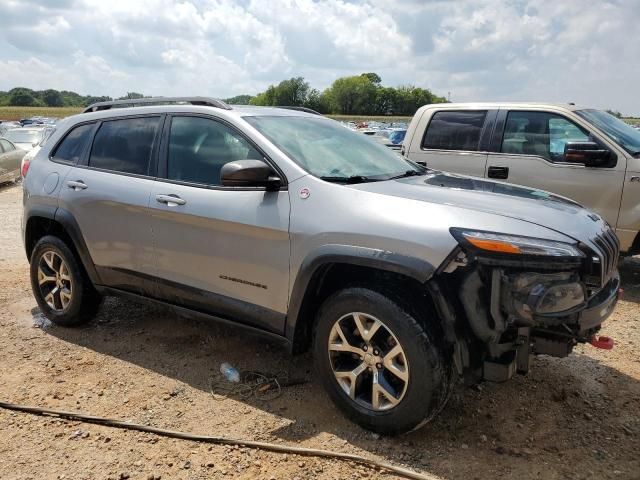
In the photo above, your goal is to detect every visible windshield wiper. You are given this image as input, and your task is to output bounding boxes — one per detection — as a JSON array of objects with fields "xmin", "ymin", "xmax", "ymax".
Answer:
[
  {"xmin": 320, "ymin": 175, "xmax": 377, "ymax": 184},
  {"xmin": 387, "ymin": 170, "xmax": 424, "ymax": 180}
]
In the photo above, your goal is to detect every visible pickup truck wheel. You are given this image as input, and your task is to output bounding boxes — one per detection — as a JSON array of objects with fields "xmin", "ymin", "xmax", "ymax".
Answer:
[
  {"xmin": 29, "ymin": 235, "xmax": 102, "ymax": 327},
  {"xmin": 314, "ymin": 287, "xmax": 452, "ymax": 435}
]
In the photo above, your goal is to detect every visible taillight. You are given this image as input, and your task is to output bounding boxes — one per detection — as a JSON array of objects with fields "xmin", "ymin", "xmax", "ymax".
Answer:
[{"xmin": 21, "ymin": 158, "xmax": 30, "ymax": 178}]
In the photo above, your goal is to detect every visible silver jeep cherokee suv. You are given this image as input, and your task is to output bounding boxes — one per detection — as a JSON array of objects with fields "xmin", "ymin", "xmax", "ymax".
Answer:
[{"xmin": 22, "ymin": 97, "xmax": 621, "ymax": 434}]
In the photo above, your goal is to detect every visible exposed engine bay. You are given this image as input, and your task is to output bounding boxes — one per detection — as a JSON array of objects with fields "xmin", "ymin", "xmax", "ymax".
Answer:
[{"xmin": 433, "ymin": 245, "xmax": 621, "ymax": 384}]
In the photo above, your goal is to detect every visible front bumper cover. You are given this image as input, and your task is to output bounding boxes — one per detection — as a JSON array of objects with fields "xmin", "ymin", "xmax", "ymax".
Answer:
[{"xmin": 577, "ymin": 272, "xmax": 620, "ymax": 334}]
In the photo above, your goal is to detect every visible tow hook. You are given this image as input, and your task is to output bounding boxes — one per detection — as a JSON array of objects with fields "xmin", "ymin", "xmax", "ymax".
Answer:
[{"xmin": 590, "ymin": 336, "xmax": 614, "ymax": 350}]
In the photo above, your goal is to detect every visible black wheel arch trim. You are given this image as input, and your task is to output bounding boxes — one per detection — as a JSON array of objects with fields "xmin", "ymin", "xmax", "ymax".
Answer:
[
  {"xmin": 285, "ymin": 244, "xmax": 436, "ymax": 346},
  {"xmin": 53, "ymin": 208, "xmax": 101, "ymax": 284},
  {"xmin": 24, "ymin": 205, "xmax": 101, "ymax": 285},
  {"xmin": 23, "ymin": 204, "xmax": 58, "ymax": 258}
]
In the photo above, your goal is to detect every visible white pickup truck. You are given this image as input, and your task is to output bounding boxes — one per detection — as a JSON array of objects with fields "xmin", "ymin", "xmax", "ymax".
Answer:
[{"xmin": 402, "ymin": 103, "xmax": 640, "ymax": 254}]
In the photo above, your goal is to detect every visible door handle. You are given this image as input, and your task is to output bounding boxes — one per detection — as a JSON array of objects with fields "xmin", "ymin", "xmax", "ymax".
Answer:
[
  {"xmin": 66, "ymin": 180, "xmax": 88, "ymax": 191},
  {"xmin": 156, "ymin": 194, "xmax": 186, "ymax": 206},
  {"xmin": 488, "ymin": 166, "xmax": 509, "ymax": 179}
]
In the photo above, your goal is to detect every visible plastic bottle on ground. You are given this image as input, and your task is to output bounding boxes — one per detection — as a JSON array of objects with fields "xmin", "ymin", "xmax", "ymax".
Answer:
[{"xmin": 220, "ymin": 362, "xmax": 240, "ymax": 383}]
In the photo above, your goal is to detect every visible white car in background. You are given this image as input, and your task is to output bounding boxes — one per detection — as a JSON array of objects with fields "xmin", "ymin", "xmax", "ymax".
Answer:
[
  {"xmin": 20, "ymin": 126, "xmax": 56, "ymax": 178},
  {"xmin": 3, "ymin": 127, "xmax": 53, "ymax": 153}
]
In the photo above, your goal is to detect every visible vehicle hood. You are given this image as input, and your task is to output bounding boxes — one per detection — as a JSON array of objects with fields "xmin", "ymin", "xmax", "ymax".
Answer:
[{"xmin": 350, "ymin": 170, "xmax": 609, "ymax": 244}]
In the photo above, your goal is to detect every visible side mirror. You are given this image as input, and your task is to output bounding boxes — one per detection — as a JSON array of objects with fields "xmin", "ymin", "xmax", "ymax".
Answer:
[
  {"xmin": 221, "ymin": 159, "xmax": 282, "ymax": 190},
  {"xmin": 564, "ymin": 142, "xmax": 612, "ymax": 167}
]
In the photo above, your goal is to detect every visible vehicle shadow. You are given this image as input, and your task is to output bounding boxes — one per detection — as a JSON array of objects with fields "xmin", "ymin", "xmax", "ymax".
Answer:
[
  {"xmin": 34, "ymin": 261, "xmax": 640, "ymax": 478},
  {"xmin": 619, "ymin": 255, "xmax": 640, "ymax": 304}
]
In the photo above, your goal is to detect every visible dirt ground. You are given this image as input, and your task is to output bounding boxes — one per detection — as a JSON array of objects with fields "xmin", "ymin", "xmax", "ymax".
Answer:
[{"xmin": 0, "ymin": 182, "xmax": 638, "ymax": 480}]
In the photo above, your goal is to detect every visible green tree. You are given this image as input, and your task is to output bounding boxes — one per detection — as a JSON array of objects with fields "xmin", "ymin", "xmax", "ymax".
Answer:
[
  {"xmin": 9, "ymin": 88, "xmax": 37, "ymax": 106},
  {"xmin": 361, "ymin": 72, "xmax": 382, "ymax": 85},
  {"xmin": 324, "ymin": 75, "xmax": 377, "ymax": 114},
  {"xmin": 83, "ymin": 95, "xmax": 112, "ymax": 107},
  {"xmin": 303, "ymin": 88, "xmax": 330, "ymax": 113},
  {"xmin": 250, "ymin": 77, "xmax": 310, "ymax": 107},
  {"xmin": 225, "ymin": 94, "xmax": 253, "ymax": 105},
  {"xmin": 118, "ymin": 92, "xmax": 145, "ymax": 100},
  {"xmin": 374, "ymin": 87, "xmax": 399, "ymax": 115},
  {"xmin": 249, "ymin": 86, "xmax": 277, "ymax": 106},
  {"xmin": 42, "ymin": 89, "xmax": 64, "ymax": 107}
]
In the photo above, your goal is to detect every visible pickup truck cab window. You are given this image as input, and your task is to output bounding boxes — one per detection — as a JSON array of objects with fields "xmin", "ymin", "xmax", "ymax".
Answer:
[
  {"xmin": 422, "ymin": 110, "xmax": 487, "ymax": 152},
  {"xmin": 501, "ymin": 111, "xmax": 591, "ymax": 163}
]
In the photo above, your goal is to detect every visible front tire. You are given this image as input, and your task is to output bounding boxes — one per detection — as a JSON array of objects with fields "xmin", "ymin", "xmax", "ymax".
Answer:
[
  {"xmin": 314, "ymin": 287, "xmax": 453, "ymax": 435},
  {"xmin": 30, "ymin": 235, "xmax": 101, "ymax": 326}
]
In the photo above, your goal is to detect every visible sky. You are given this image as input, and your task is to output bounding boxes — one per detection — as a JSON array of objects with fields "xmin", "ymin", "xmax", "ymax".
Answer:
[{"xmin": 0, "ymin": 0, "xmax": 638, "ymax": 114}]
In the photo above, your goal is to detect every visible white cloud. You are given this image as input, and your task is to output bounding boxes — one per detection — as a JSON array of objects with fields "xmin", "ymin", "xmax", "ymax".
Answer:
[{"xmin": 0, "ymin": 0, "xmax": 637, "ymax": 113}]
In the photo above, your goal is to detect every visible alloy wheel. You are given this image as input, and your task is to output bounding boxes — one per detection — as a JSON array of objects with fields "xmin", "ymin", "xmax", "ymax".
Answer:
[
  {"xmin": 328, "ymin": 312, "xmax": 409, "ymax": 411},
  {"xmin": 37, "ymin": 251, "xmax": 73, "ymax": 312}
]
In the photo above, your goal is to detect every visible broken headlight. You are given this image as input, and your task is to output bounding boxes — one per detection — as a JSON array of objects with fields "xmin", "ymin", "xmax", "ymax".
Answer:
[{"xmin": 507, "ymin": 272, "xmax": 586, "ymax": 321}]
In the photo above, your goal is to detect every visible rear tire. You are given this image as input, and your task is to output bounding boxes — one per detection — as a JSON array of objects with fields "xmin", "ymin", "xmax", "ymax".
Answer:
[
  {"xmin": 30, "ymin": 235, "xmax": 102, "ymax": 326},
  {"xmin": 313, "ymin": 287, "xmax": 453, "ymax": 435}
]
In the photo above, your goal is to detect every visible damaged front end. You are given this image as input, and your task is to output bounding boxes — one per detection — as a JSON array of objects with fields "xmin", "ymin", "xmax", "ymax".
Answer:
[{"xmin": 434, "ymin": 227, "xmax": 621, "ymax": 384}]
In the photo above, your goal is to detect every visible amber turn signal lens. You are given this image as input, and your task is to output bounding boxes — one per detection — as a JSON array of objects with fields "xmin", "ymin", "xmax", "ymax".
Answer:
[{"xmin": 465, "ymin": 237, "xmax": 522, "ymax": 254}]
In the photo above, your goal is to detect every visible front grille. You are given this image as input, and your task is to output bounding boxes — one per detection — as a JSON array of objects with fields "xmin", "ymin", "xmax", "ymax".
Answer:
[{"xmin": 591, "ymin": 227, "xmax": 620, "ymax": 286}]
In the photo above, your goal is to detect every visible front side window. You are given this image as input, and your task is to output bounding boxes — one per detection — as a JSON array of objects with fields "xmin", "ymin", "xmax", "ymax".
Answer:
[
  {"xmin": 0, "ymin": 139, "xmax": 14, "ymax": 152},
  {"xmin": 167, "ymin": 116, "xmax": 263, "ymax": 186},
  {"xmin": 422, "ymin": 111, "xmax": 487, "ymax": 151},
  {"xmin": 502, "ymin": 111, "xmax": 589, "ymax": 162},
  {"xmin": 52, "ymin": 124, "xmax": 94, "ymax": 164},
  {"xmin": 89, "ymin": 117, "xmax": 160, "ymax": 175}
]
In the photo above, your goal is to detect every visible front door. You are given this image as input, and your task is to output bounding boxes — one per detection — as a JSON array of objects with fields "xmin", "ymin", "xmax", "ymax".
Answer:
[
  {"xmin": 486, "ymin": 110, "xmax": 626, "ymax": 228},
  {"xmin": 149, "ymin": 115, "xmax": 290, "ymax": 334}
]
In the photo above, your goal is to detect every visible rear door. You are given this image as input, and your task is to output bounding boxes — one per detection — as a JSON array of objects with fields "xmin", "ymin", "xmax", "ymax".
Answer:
[
  {"xmin": 148, "ymin": 114, "xmax": 290, "ymax": 333},
  {"xmin": 406, "ymin": 109, "xmax": 496, "ymax": 177},
  {"xmin": 486, "ymin": 109, "xmax": 626, "ymax": 228},
  {"xmin": 58, "ymin": 115, "xmax": 162, "ymax": 294}
]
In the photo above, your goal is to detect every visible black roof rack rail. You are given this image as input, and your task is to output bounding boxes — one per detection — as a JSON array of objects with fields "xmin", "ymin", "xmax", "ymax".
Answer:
[
  {"xmin": 82, "ymin": 96, "xmax": 232, "ymax": 113},
  {"xmin": 275, "ymin": 106, "xmax": 323, "ymax": 116}
]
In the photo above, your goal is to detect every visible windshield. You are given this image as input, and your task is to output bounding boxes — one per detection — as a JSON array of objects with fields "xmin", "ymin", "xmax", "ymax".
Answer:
[
  {"xmin": 576, "ymin": 109, "xmax": 640, "ymax": 155},
  {"xmin": 4, "ymin": 129, "xmax": 42, "ymax": 144},
  {"xmin": 244, "ymin": 116, "xmax": 421, "ymax": 180}
]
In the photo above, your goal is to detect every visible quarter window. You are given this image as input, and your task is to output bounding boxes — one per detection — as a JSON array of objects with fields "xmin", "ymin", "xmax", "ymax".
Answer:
[
  {"xmin": 167, "ymin": 116, "xmax": 262, "ymax": 186},
  {"xmin": 89, "ymin": 117, "xmax": 160, "ymax": 175},
  {"xmin": 501, "ymin": 111, "xmax": 589, "ymax": 162},
  {"xmin": 52, "ymin": 123, "xmax": 94, "ymax": 164},
  {"xmin": 422, "ymin": 111, "xmax": 487, "ymax": 151}
]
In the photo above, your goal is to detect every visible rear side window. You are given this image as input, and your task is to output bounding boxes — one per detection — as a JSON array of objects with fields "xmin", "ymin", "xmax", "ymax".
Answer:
[
  {"xmin": 422, "ymin": 111, "xmax": 487, "ymax": 151},
  {"xmin": 89, "ymin": 117, "xmax": 160, "ymax": 175},
  {"xmin": 52, "ymin": 124, "xmax": 94, "ymax": 164}
]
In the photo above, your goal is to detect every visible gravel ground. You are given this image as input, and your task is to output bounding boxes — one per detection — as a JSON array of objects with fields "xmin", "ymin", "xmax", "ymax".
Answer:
[{"xmin": 0, "ymin": 182, "xmax": 638, "ymax": 480}]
